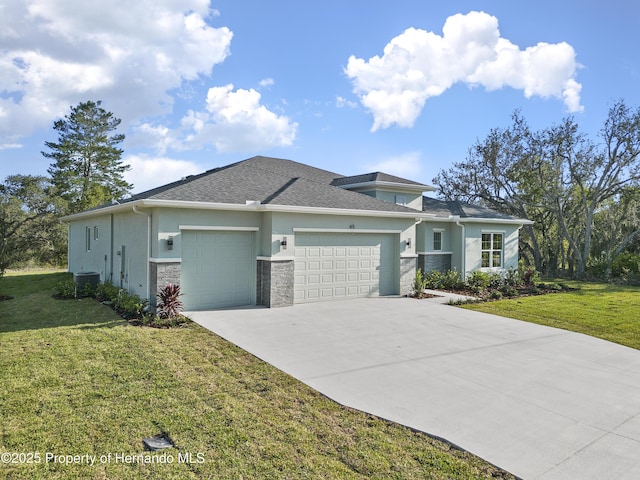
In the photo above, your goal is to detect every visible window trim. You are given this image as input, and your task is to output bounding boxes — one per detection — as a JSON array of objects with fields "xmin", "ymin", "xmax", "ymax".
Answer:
[
  {"xmin": 433, "ymin": 230, "xmax": 443, "ymax": 251},
  {"xmin": 481, "ymin": 232, "xmax": 503, "ymax": 268},
  {"xmin": 395, "ymin": 194, "xmax": 407, "ymax": 206},
  {"xmin": 85, "ymin": 226, "xmax": 91, "ymax": 252}
]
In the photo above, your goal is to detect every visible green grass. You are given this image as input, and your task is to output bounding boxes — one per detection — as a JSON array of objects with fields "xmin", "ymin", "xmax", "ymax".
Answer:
[
  {"xmin": 0, "ymin": 271, "xmax": 514, "ymax": 479},
  {"xmin": 463, "ymin": 281, "xmax": 640, "ymax": 350}
]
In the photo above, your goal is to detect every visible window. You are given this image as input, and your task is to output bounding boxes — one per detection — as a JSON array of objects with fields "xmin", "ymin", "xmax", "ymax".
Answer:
[
  {"xmin": 86, "ymin": 227, "xmax": 91, "ymax": 252},
  {"xmin": 481, "ymin": 233, "xmax": 503, "ymax": 268},
  {"xmin": 94, "ymin": 226, "xmax": 99, "ymax": 241},
  {"xmin": 395, "ymin": 195, "xmax": 407, "ymax": 206},
  {"xmin": 433, "ymin": 231, "xmax": 442, "ymax": 251}
]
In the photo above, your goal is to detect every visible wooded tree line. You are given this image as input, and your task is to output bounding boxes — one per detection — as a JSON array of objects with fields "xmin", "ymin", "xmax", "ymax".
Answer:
[
  {"xmin": 0, "ymin": 101, "xmax": 131, "ymax": 279},
  {"xmin": 435, "ymin": 100, "xmax": 640, "ymax": 280}
]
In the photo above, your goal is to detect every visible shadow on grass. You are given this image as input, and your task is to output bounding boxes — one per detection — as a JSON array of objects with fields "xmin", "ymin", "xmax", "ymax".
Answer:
[{"xmin": 0, "ymin": 271, "xmax": 127, "ymax": 334}]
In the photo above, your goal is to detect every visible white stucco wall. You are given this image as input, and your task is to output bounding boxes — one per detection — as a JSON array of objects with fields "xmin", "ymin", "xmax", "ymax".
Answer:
[
  {"xmin": 358, "ymin": 189, "xmax": 423, "ymax": 211},
  {"xmin": 463, "ymin": 223, "xmax": 521, "ymax": 275},
  {"xmin": 269, "ymin": 212, "xmax": 416, "ymax": 259},
  {"xmin": 151, "ymin": 208, "xmax": 263, "ymax": 259},
  {"xmin": 67, "ymin": 215, "xmax": 113, "ymax": 281},
  {"xmin": 67, "ymin": 210, "xmax": 149, "ymax": 298}
]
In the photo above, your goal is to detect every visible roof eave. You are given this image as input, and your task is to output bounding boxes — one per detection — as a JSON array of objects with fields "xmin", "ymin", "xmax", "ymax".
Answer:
[
  {"xmin": 61, "ymin": 198, "xmax": 532, "ymax": 224},
  {"xmin": 62, "ymin": 198, "xmax": 431, "ymax": 220},
  {"xmin": 338, "ymin": 180, "xmax": 436, "ymax": 192},
  {"xmin": 447, "ymin": 215, "xmax": 534, "ymax": 225}
]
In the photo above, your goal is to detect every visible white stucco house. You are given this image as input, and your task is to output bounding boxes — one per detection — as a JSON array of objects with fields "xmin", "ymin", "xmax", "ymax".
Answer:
[{"xmin": 63, "ymin": 156, "xmax": 532, "ymax": 310}]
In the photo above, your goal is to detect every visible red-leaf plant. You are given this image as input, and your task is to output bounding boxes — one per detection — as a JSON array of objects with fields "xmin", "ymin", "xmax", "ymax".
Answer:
[{"xmin": 157, "ymin": 283, "xmax": 184, "ymax": 319}]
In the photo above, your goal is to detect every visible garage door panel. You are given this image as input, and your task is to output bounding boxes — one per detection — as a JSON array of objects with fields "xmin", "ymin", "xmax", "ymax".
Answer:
[
  {"xmin": 294, "ymin": 233, "xmax": 396, "ymax": 303},
  {"xmin": 182, "ymin": 231, "xmax": 255, "ymax": 310}
]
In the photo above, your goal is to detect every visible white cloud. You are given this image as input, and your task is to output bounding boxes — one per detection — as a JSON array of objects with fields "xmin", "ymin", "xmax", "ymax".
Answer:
[
  {"xmin": 175, "ymin": 84, "xmax": 298, "ymax": 152},
  {"xmin": 336, "ymin": 96, "xmax": 358, "ymax": 109},
  {"xmin": 345, "ymin": 11, "xmax": 583, "ymax": 131},
  {"xmin": 0, "ymin": 143, "xmax": 22, "ymax": 151},
  {"xmin": 365, "ymin": 151, "xmax": 423, "ymax": 179},
  {"xmin": 123, "ymin": 154, "xmax": 202, "ymax": 193},
  {"xmin": 259, "ymin": 78, "xmax": 275, "ymax": 88},
  {"xmin": 0, "ymin": 0, "xmax": 232, "ymax": 140}
]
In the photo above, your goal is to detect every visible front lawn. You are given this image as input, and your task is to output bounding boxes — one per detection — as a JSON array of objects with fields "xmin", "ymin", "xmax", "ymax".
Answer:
[
  {"xmin": 0, "ymin": 271, "xmax": 514, "ymax": 479},
  {"xmin": 463, "ymin": 281, "xmax": 640, "ymax": 350}
]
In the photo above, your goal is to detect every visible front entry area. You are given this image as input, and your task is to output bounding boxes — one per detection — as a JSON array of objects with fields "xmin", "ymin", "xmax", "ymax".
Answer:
[{"xmin": 293, "ymin": 232, "xmax": 397, "ymax": 303}]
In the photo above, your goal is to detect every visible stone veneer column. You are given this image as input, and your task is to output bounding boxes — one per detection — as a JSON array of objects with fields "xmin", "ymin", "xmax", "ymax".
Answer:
[
  {"xmin": 257, "ymin": 258, "xmax": 294, "ymax": 307},
  {"xmin": 399, "ymin": 256, "xmax": 417, "ymax": 297},
  {"xmin": 149, "ymin": 260, "xmax": 181, "ymax": 310}
]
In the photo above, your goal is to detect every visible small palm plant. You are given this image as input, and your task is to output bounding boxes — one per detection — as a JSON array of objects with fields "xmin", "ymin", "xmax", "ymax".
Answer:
[
  {"xmin": 157, "ymin": 283, "xmax": 184, "ymax": 319},
  {"xmin": 412, "ymin": 268, "xmax": 428, "ymax": 299}
]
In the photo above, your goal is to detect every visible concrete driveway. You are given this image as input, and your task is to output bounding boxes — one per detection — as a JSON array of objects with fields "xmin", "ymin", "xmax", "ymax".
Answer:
[{"xmin": 189, "ymin": 295, "xmax": 640, "ymax": 479}]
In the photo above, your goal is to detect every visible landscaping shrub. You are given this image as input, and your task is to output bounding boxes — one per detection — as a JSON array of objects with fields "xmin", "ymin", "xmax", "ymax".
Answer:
[
  {"xmin": 504, "ymin": 268, "xmax": 522, "ymax": 287},
  {"xmin": 612, "ymin": 252, "xmax": 640, "ymax": 277},
  {"xmin": 113, "ymin": 290, "xmax": 148, "ymax": 319},
  {"xmin": 490, "ymin": 290, "xmax": 503, "ymax": 300},
  {"xmin": 415, "ymin": 265, "xmax": 573, "ymax": 304},
  {"xmin": 412, "ymin": 268, "xmax": 428, "ymax": 298},
  {"xmin": 500, "ymin": 285, "xmax": 518, "ymax": 298},
  {"xmin": 54, "ymin": 278, "xmax": 76, "ymax": 299},
  {"xmin": 466, "ymin": 271, "xmax": 491, "ymax": 293},
  {"xmin": 423, "ymin": 269, "xmax": 464, "ymax": 290},
  {"xmin": 95, "ymin": 280, "xmax": 120, "ymax": 302},
  {"xmin": 157, "ymin": 283, "xmax": 184, "ymax": 319}
]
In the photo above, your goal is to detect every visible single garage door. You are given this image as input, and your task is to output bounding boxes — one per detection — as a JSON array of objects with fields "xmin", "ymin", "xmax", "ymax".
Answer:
[
  {"xmin": 294, "ymin": 233, "xmax": 397, "ymax": 303},
  {"xmin": 181, "ymin": 230, "xmax": 255, "ymax": 310}
]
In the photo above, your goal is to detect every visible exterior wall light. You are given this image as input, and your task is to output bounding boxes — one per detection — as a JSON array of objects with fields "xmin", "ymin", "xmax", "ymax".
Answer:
[
  {"xmin": 406, "ymin": 238, "xmax": 412, "ymax": 248},
  {"xmin": 281, "ymin": 237, "xmax": 287, "ymax": 249},
  {"xmin": 167, "ymin": 236, "xmax": 174, "ymax": 250}
]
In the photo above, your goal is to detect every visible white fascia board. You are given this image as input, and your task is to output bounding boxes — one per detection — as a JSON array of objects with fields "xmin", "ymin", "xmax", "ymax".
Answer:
[
  {"xmin": 455, "ymin": 217, "xmax": 534, "ymax": 226},
  {"xmin": 264, "ymin": 203, "xmax": 428, "ymax": 218},
  {"xmin": 60, "ymin": 200, "xmax": 145, "ymax": 221},
  {"xmin": 421, "ymin": 215, "xmax": 533, "ymax": 226},
  {"xmin": 293, "ymin": 228, "xmax": 403, "ymax": 234},
  {"xmin": 179, "ymin": 225, "xmax": 259, "ymax": 232},
  {"xmin": 64, "ymin": 198, "xmax": 503, "ymax": 222}
]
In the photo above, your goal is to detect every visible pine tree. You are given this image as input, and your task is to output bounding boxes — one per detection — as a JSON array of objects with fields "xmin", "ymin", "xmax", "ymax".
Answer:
[{"xmin": 44, "ymin": 100, "xmax": 132, "ymax": 214}]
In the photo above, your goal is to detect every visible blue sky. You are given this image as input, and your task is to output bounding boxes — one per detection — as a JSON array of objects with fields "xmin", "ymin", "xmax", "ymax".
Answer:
[{"xmin": 2, "ymin": 0, "xmax": 639, "ymax": 193}]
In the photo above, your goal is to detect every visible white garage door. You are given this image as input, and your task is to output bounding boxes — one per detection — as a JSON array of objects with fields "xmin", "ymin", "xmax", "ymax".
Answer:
[
  {"xmin": 181, "ymin": 230, "xmax": 255, "ymax": 310},
  {"xmin": 294, "ymin": 233, "xmax": 397, "ymax": 303}
]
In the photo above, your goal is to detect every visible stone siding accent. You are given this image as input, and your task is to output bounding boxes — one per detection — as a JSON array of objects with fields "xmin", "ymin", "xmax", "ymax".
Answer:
[
  {"xmin": 418, "ymin": 253, "xmax": 451, "ymax": 273},
  {"xmin": 150, "ymin": 261, "xmax": 181, "ymax": 310},
  {"xmin": 257, "ymin": 259, "xmax": 294, "ymax": 307},
  {"xmin": 399, "ymin": 256, "xmax": 417, "ymax": 297}
]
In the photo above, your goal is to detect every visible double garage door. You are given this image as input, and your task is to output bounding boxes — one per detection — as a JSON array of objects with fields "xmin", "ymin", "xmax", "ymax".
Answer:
[
  {"xmin": 294, "ymin": 233, "xmax": 397, "ymax": 303},
  {"xmin": 181, "ymin": 230, "xmax": 255, "ymax": 310}
]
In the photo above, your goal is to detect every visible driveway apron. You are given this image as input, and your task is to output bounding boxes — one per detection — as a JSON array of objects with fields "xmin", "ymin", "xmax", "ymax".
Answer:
[{"xmin": 189, "ymin": 296, "xmax": 640, "ymax": 480}]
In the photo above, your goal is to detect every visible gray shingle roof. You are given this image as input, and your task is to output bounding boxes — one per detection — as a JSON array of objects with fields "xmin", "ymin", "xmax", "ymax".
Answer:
[
  {"xmin": 331, "ymin": 171, "xmax": 429, "ymax": 188},
  {"xmin": 122, "ymin": 156, "xmax": 417, "ymax": 213},
  {"xmin": 422, "ymin": 196, "xmax": 518, "ymax": 219},
  {"xmin": 95, "ymin": 156, "xmax": 514, "ymax": 220}
]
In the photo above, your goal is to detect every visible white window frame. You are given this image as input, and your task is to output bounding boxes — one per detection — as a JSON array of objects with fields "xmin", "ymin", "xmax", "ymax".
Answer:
[
  {"xmin": 433, "ymin": 229, "xmax": 444, "ymax": 251},
  {"xmin": 481, "ymin": 232, "xmax": 503, "ymax": 268}
]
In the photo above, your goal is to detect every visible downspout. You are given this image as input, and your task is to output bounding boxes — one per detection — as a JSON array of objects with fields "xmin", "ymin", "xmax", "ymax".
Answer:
[
  {"xmin": 110, "ymin": 214, "xmax": 114, "ymax": 283},
  {"xmin": 454, "ymin": 216, "xmax": 466, "ymax": 281},
  {"xmin": 132, "ymin": 205, "xmax": 151, "ymax": 302}
]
